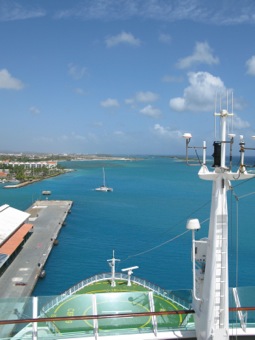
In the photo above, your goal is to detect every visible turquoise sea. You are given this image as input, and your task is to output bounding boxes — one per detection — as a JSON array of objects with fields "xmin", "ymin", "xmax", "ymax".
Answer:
[{"xmin": 1, "ymin": 157, "xmax": 255, "ymax": 296}]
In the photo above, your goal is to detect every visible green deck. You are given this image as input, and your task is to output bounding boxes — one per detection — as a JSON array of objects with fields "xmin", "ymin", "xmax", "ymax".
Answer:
[{"xmin": 43, "ymin": 279, "xmax": 192, "ymax": 335}]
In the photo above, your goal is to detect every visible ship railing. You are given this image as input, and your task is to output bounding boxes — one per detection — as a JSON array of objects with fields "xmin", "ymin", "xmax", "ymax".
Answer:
[
  {"xmin": 6, "ymin": 307, "xmax": 255, "ymax": 339},
  {"xmin": 232, "ymin": 287, "xmax": 247, "ymax": 331},
  {"xmin": 42, "ymin": 272, "xmax": 190, "ymax": 314}
]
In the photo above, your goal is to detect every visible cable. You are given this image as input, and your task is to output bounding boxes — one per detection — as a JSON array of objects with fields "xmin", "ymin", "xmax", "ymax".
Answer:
[
  {"xmin": 124, "ymin": 229, "xmax": 191, "ymax": 260},
  {"xmin": 123, "ymin": 216, "xmax": 210, "ymax": 262},
  {"xmin": 120, "ymin": 199, "xmax": 211, "ymax": 265},
  {"xmin": 161, "ymin": 200, "xmax": 211, "ymax": 237},
  {"xmin": 195, "ymin": 148, "xmax": 202, "ymax": 165}
]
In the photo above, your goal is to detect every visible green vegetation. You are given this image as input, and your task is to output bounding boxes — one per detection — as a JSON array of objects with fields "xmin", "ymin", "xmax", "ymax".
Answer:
[
  {"xmin": 0, "ymin": 154, "xmax": 67, "ymax": 183},
  {"xmin": 12, "ymin": 165, "xmax": 65, "ymax": 182}
]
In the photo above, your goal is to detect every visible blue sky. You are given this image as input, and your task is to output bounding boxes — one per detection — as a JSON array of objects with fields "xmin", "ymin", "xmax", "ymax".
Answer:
[{"xmin": 1, "ymin": 0, "xmax": 255, "ymax": 155}]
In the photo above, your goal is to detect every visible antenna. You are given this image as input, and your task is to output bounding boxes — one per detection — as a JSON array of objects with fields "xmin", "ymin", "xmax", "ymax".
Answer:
[
  {"xmin": 107, "ymin": 250, "xmax": 120, "ymax": 287},
  {"xmin": 231, "ymin": 91, "xmax": 234, "ymax": 133},
  {"xmin": 227, "ymin": 89, "xmax": 229, "ymax": 113},
  {"xmin": 227, "ymin": 90, "xmax": 229, "ymax": 135},
  {"xmin": 182, "ymin": 133, "xmax": 206, "ymax": 166},
  {"xmin": 214, "ymin": 93, "xmax": 217, "ymax": 139},
  {"xmin": 122, "ymin": 266, "xmax": 139, "ymax": 286}
]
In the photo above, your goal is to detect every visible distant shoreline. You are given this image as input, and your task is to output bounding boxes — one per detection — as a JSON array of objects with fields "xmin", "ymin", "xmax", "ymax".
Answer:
[
  {"xmin": 4, "ymin": 179, "xmax": 43, "ymax": 189},
  {"xmin": 69, "ymin": 156, "xmax": 139, "ymax": 161},
  {"xmin": 2, "ymin": 156, "xmax": 183, "ymax": 189},
  {"xmin": 3, "ymin": 172, "xmax": 72, "ymax": 189}
]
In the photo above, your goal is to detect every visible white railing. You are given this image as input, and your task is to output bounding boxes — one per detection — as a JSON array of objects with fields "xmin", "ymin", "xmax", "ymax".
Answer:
[{"xmin": 42, "ymin": 272, "xmax": 190, "ymax": 314}]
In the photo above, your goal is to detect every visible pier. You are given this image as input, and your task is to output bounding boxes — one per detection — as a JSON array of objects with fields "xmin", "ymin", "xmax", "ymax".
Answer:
[
  {"xmin": 0, "ymin": 200, "xmax": 72, "ymax": 338},
  {"xmin": 0, "ymin": 200, "xmax": 72, "ymax": 298}
]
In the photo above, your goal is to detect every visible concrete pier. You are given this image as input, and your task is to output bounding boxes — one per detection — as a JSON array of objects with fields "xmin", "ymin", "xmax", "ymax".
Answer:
[
  {"xmin": 0, "ymin": 200, "xmax": 72, "ymax": 338},
  {"xmin": 0, "ymin": 200, "xmax": 72, "ymax": 298}
]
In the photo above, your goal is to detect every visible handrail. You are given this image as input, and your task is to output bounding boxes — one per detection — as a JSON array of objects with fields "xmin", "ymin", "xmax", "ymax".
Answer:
[
  {"xmin": 42, "ymin": 272, "xmax": 191, "ymax": 314},
  {"xmin": 0, "ymin": 309, "xmax": 195, "ymax": 326},
  {"xmin": 2, "ymin": 306, "xmax": 255, "ymax": 326}
]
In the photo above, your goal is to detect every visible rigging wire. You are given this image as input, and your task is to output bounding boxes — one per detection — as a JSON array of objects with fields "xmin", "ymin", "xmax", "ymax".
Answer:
[
  {"xmin": 123, "ymin": 217, "xmax": 210, "ymax": 262},
  {"xmin": 230, "ymin": 187, "xmax": 255, "ymax": 337},
  {"xmin": 160, "ymin": 199, "xmax": 211, "ymax": 238},
  {"xmin": 232, "ymin": 174, "xmax": 255, "ymax": 188},
  {"xmin": 123, "ymin": 229, "xmax": 190, "ymax": 260},
  {"xmin": 235, "ymin": 191, "xmax": 239, "ymax": 340},
  {"xmin": 120, "ymin": 198, "xmax": 211, "ymax": 266},
  {"xmin": 229, "ymin": 188, "xmax": 238, "ymax": 338},
  {"xmin": 195, "ymin": 148, "xmax": 202, "ymax": 165}
]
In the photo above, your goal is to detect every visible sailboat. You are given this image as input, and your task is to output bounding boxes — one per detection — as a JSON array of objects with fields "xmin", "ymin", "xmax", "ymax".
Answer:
[{"xmin": 95, "ymin": 167, "xmax": 113, "ymax": 192}]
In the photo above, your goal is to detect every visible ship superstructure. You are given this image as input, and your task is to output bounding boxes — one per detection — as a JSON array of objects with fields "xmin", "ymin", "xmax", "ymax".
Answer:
[{"xmin": 184, "ymin": 108, "xmax": 255, "ymax": 339}]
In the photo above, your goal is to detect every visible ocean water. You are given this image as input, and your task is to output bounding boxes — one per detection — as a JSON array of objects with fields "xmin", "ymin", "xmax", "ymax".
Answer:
[{"xmin": 1, "ymin": 157, "xmax": 255, "ymax": 296}]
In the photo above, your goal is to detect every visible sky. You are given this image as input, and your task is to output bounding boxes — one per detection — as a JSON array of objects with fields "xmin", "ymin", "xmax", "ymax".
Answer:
[{"xmin": 1, "ymin": 0, "xmax": 255, "ymax": 155}]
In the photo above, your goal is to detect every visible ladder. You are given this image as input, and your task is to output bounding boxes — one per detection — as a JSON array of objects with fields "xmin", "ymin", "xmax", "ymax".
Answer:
[{"xmin": 214, "ymin": 215, "xmax": 227, "ymax": 329}]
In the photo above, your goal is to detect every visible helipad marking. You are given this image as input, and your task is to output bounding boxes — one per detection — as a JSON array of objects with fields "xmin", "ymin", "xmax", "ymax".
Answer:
[
  {"xmin": 156, "ymin": 295, "xmax": 183, "ymax": 325},
  {"xmin": 48, "ymin": 287, "xmax": 184, "ymax": 333},
  {"xmin": 102, "ymin": 310, "xmax": 132, "ymax": 313}
]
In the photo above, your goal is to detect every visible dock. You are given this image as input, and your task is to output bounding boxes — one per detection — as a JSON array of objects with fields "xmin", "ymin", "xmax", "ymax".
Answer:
[
  {"xmin": 0, "ymin": 200, "xmax": 72, "ymax": 298},
  {"xmin": 0, "ymin": 200, "xmax": 72, "ymax": 338}
]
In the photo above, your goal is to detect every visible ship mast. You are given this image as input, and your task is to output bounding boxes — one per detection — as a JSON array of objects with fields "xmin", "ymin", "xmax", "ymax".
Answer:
[
  {"xmin": 184, "ymin": 109, "xmax": 255, "ymax": 339},
  {"xmin": 107, "ymin": 250, "xmax": 120, "ymax": 287}
]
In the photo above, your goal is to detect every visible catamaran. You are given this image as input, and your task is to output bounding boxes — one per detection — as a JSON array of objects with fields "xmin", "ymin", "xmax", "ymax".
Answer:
[{"xmin": 95, "ymin": 167, "xmax": 113, "ymax": 192}]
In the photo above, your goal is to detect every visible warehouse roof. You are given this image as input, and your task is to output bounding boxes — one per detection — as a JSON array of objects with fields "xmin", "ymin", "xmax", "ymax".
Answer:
[{"xmin": 0, "ymin": 204, "xmax": 30, "ymax": 246}]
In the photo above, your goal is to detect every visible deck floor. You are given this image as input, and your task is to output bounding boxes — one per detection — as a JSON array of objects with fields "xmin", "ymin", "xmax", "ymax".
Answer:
[{"xmin": 44, "ymin": 280, "xmax": 190, "ymax": 335}]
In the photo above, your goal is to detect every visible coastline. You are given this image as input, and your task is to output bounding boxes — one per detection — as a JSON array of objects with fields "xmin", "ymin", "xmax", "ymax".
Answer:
[
  {"xmin": 4, "ymin": 179, "xmax": 42, "ymax": 189},
  {"xmin": 3, "ymin": 170, "xmax": 74, "ymax": 189},
  {"xmin": 2, "ymin": 156, "xmax": 139, "ymax": 189},
  {"xmin": 69, "ymin": 156, "xmax": 139, "ymax": 161}
]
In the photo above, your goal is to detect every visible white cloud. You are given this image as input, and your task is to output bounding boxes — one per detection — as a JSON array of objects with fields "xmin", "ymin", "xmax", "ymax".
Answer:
[
  {"xmin": 0, "ymin": 69, "xmax": 24, "ymax": 90},
  {"xmin": 140, "ymin": 105, "xmax": 161, "ymax": 118},
  {"xmin": 170, "ymin": 97, "xmax": 186, "ymax": 111},
  {"xmin": 0, "ymin": 2, "xmax": 45, "ymax": 21},
  {"xmin": 114, "ymin": 130, "xmax": 125, "ymax": 135},
  {"xmin": 125, "ymin": 98, "xmax": 134, "ymax": 105},
  {"xmin": 162, "ymin": 75, "xmax": 183, "ymax": 83},
  {"xmin": 93, "ymin": 121, "xmax": 103, "ymax": 127},
  {"xmin": 246, "ymin": 56, "xmax": 255, "ymax": 75},
  {"xmin": 101, "ymin": 98, "xmax": 119, "ymax": 108},
  {"xmin": 30, "ymin": 106, "xmax": 40, "ymax": 115},
  {"xmin": 72, "ymin": 132, "xmax": 86, "ymax": 141},
  {"xmin": 176, "ymin": 42, "xmax": 219, "ymax": 69},
  {"xmin": 169, "ymin": 71, "xmax": 226, "ymax": 112},
  {"xmin": 126, "ymin": 91, "xmax": 159, "ymax": 105},
  {"xmin": 54, "ymin": 1, "xmax": 255, "ymax": 26},
  {"xmin": 154, "ymin": 124, "xmax": 182, "ymax": 138},
  {"xmin": 159, "ymin": 33, "xmax": 172, "ymax": 44},
  {"xmin": 105, "ymin": 31, "xmax": 141, "ymax": 47},
  {"xmin": 135, "ymin": 91, "xmax": 158, "ymax": 102},
  {"xmin": 35, "ymin": 136, "xmax": 54, "ymax": 144},
  {"xmin": 68, "ymin": 63, "xmax": 87, "ymax": 80},
  {"xmin": 74, "ymin": 88, "xmax": 87, "ymax": 95},
  {"xmin": 232, "ymin": 115, "xmax": 250, "ymax": 129},
  {"xmin": 87, "ymin": 132, "xmax": 99, "ymax": 142},
  {"xmin": 58, "ymin": 135, "xmax": 69, "ymax": 142}
]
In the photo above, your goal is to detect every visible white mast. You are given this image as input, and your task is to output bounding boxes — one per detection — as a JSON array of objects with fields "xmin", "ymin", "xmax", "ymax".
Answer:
[
  {"xmin": 184, "ymin": 108, "xmax": 255, "ymax": 339},
  {"xmin": 103, "ymin": 167, "xmax": 106, "ymax": 187},
  {"xmin": 107, "ymin": 250, "xmax": 120, "ymax": 287}
]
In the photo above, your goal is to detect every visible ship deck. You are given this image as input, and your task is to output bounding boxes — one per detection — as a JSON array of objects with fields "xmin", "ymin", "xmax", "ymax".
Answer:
[
  {"xmin": 42, "ymin": 278, "xmax": 192, "ymax": 336},
  {"xmin": 7, "ymin": 279, "xmax": 255, "ymax": 339}
]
